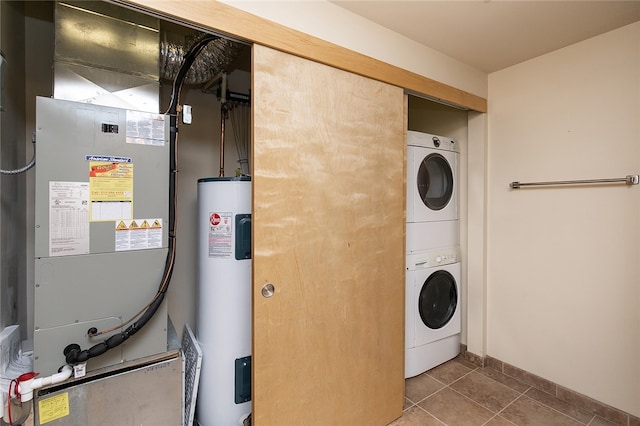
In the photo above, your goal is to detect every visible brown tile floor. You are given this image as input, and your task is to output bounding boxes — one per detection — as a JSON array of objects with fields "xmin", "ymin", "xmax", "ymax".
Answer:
[{"xmin": 388, "ymin": 356, "xmax": 620, "ymax": 426}]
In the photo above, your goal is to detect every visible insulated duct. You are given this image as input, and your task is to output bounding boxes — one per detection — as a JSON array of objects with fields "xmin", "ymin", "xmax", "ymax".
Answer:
[{"xmin": 160, "ymin": 36, "xmax": 244, "ymax": 86}]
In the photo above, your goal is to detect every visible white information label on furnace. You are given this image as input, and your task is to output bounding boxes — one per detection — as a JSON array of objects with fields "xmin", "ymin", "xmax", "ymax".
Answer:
[
  {"xmin": 125, "ymin": 110, "xmax": 166, "ymax": 146},
  {"xmin": 49, "ymin": 181, "xmax": 90, "ymax": 257},
  {"xmin": 208, "ymin": 212, "xmax": 233, "ymax": 258},
  {"xmin": 115, "ymin": 218, "xmax": 163, "ymax": 251}
]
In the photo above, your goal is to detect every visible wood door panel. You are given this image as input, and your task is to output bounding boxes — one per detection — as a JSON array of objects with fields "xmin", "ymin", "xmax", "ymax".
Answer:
[{"xmin": 252, "ymin": 45, "xmax": 405, "ymax": 425}]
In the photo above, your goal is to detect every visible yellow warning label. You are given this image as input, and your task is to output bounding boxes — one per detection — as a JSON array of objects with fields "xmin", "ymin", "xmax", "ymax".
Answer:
[
  {"xmin": 114, "ymin": 218, "xmax": 163, "ymax": 252},
  {"xmin": 38, "ymin": 392, "xmax": 70, "ymax": 424}
]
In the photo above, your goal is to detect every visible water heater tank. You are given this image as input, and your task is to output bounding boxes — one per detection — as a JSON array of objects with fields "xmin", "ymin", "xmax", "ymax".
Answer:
[{"xmin": 196, "ymin": 177, "xmax": 251, "ymax": 425}]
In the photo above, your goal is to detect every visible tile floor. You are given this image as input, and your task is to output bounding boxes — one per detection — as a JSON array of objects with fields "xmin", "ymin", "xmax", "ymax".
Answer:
[{"xmin": 388, "ymin": 356, "xmax": 620, "ymax": 426}]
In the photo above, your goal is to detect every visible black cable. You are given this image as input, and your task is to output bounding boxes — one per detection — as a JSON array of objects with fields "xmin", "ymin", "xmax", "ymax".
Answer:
[{"xmin": 64, "ymin": 35, "xmax": 220, "ymax": 366}]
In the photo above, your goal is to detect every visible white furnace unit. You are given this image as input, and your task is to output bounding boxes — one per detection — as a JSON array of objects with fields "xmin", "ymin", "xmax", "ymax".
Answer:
[{"xmin": 33, "ymin": 97, "xmax": 170, "ymax": 376}]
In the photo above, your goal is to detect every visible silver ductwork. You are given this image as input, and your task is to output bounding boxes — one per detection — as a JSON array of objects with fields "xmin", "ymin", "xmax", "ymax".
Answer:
[
  {"xmin": 53, "ymin": 1, "xmax": 244, "ymax": 113},
  {"xmin": 54, "ymin": 1, "xmax": 161, "ymax": 112},
  {"xmin": 160, "ymin": 36, "xmax": 244, "ymax": 86}
]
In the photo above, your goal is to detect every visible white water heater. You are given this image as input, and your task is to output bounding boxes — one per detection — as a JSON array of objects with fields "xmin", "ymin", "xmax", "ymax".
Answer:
[{"xmin": 196, "ymin": 177, "xmax": 252, "ymax": 425}]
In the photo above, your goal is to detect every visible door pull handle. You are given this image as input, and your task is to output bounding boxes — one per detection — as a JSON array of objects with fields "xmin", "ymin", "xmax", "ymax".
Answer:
[{"xmin": 261, "ymin": 283, "xmax": 275, "ymax": 298}]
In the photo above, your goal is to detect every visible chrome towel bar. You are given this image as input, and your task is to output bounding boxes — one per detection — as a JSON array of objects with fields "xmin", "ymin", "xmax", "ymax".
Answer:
[{"xmin": 510, "ymin": 174, "xmax": 639, "ymax": 189}]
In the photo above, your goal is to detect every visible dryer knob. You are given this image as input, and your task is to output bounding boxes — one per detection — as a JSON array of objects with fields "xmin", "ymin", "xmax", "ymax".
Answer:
[{"xmin": 435, "ymin": 256, "xmax": 443, "ymax": 263}]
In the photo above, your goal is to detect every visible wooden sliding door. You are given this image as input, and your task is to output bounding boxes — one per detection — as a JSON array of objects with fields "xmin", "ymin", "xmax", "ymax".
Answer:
[{"xmin": 252, "ymin": 45, "xmax": 405, "ymax": 425}]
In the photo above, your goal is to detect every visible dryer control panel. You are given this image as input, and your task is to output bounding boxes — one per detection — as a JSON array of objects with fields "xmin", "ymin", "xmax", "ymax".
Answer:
[
  {"xmin": 407, "ymin": 130, "xmax": 458, "ymax": 153},
  {"xmin": 407, "ymin": 246, "xmax": 460, "ymax": 270}
]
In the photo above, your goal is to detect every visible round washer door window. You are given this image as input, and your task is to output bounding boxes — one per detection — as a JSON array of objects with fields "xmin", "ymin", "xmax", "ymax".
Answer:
[
  {"xmin": 417, "ymin": 153, "xmax": 454, "ymax": 211},
  {"xmin": 418, "ymin": 270, "xmax": 458, "ymax": 329}
]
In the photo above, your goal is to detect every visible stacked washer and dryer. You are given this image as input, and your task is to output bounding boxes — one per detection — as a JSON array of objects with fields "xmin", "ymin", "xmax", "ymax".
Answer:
[{"xmin": 405, "ymin": 130, "xmax": 462, "ymax": 378}]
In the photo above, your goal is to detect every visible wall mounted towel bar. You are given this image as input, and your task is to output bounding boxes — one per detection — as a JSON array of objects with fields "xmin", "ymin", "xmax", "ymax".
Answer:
[{"xmin": 510, "ymin": 175, "xmax": 639, "ymax": 189}]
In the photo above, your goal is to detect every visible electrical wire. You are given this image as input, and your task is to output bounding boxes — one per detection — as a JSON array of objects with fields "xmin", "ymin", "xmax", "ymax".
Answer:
[
  {"xmin": 64, "ymin": 34, "xmax": 220, "ymax": 365},
  {"xmin": 0, "ymin": 133, "xmax": 35, "ymax": 175}
]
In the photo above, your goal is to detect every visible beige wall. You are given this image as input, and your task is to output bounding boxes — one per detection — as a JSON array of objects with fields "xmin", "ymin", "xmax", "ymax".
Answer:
[
  {"xmin": 219, "ymin": 0, "xmax": 487, "ymax": 99},
  {"xmin": 487, "ymin": 22, "xmax": 640, "ymax": 416}
]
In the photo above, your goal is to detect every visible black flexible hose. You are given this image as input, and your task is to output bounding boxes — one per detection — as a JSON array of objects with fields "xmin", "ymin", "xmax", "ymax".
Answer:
[{"xmin": 64, "ymin": 35, "xmax": 220, "ymax": 366}]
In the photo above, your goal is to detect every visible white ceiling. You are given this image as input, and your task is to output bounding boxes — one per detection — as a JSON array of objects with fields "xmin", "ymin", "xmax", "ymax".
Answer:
[{"xmin": 330, "ymin": 1, "xmax": 640, "ymax": 73}]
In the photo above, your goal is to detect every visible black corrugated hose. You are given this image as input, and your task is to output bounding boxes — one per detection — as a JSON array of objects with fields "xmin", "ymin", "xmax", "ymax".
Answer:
[{"xmin": 64, "ymin": 35, "xmax": 220, "ymax": 366}]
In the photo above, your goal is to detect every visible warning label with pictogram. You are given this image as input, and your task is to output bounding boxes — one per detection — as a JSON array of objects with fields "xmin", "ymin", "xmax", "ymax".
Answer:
[
  {"xmin": 208, "ymin": 212, "xmax": 232, "ymax": 258},
  {"xmin": 115, "ymin": 218, "xmax": 163, "ymax": 251}
]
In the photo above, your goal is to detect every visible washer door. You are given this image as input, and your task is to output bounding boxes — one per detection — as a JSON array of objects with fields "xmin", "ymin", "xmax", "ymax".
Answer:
[
  {"xmin": 418, "ymin": 270, "xmax": 457, "ymax": 330},
  {"xmin": 417, "ymin": 153, "xmax": 454, "ymax": 211}
]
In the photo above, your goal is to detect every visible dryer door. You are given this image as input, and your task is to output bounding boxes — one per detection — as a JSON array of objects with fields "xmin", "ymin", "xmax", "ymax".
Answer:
[
  {"xmin": 418, "ymin": 270, "xmax": 457, "ymax": 331},
  {"xmin": 417, "ymin": 153, "xmax": 454, "ymax": 211}
]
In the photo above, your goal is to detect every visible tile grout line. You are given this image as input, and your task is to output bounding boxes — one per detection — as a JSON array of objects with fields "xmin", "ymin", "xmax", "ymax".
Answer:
[
  {"xmin": 461, "ymin": 362, "xmax": 587, "ymax": 426},
  {"xmin": 490, "ymin": 386, "xmax": 532, "ymax": 423},
  {"xmin": 404, "ymin": 369, "xmax": 447, "ymax": 406},
  {"xmin": 413, "ymin": 365, "xmax": 483, "ymax": 425},
  {"xmin": 490, "ymin": 355, "xmax": 633, "ymax": 426},
  {"xmin": 422, "ymin": 363, "xmax": 533, "ymax": 425},
  {"xmin": 584, "ymin": 415, "xmax": 597, "ymax": 425},
  {"xmin": 413, "ymin": 394, "xmax": 449, "ymax": 426},
  {"xmin": 412, "ymin": 404, "xmax": 447, "ymax": 426},
  {"xmin": 408, "ymin": 363, "xmax": 478, "ymax": 406},
  {"xmin": 477, "ymin": 384, "xmax": 532, "ymax": 426},
  {"xmin": 405, "ymin": 377, "xmax": 450, "ymax": 407},
  {"xmin": 518, "ymin": 392, "xmax": 596, "ymax": 425},
  {"xmin": 410, "ymin": 360, "xmax": 603, "ymax": 426},
  {"xmin": 484, "ymin": 364, "xmax": 597, "ymax": 425},
  {"xmin": 480, "ymin": 413, "xmax": 518, "ymax": 426},
  {"xmin": 446, "ymin": 365, "xmax": 479, "ymax": 386},
  {"xmin": 407, "ymin": 358, "xmax": 631, "ymax": 426},
  {"xmin": 457, "ymin": 366, "xmax": 539, "ymax": 425},
  {"xmin": 429, "ymin": 376, "xmax": 518, "ymax": 423}
]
